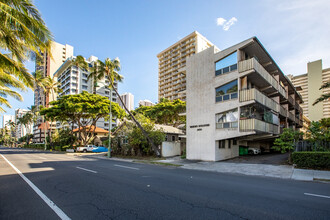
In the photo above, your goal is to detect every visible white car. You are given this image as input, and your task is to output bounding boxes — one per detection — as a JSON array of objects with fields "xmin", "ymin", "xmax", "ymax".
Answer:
[
  {"xmin": 76, "ymin": 145, "xmax": 96, "ymax": 153},
  {"xmin": 248, "ymin": 147, "xmax": 261, "ymax": 155}
]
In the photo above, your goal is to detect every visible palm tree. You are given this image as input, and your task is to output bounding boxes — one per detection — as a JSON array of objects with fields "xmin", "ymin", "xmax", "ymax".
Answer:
[
  {"xmin": 45, "ymin": 75, "xmax": 62, "ymax": 102},
  {"xmin": 44, "ymin": 75, "xmax": 62, "ymax": 145},
  {"xmin": 71, "ymin": 55, "xmax": 89, "ymax": 93},
  {"xmin": 313, "ymin": 81, "xmax": 330, "ymax": 105},
  {"xmin": 87, "ymin": 60, "xmax": 103, "ymax": 94},
  {"xmin": 0, "ymin": 0, "xmax": 53, "ymax": 111},
  {"xmin": 100, "ymin": 58, "xmax": 160, "ymax": 157}
]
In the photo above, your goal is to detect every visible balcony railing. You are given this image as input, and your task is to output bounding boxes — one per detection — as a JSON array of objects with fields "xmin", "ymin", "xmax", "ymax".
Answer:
[
  {"xmin": 216, "ymin": 121, "xmax": 238, "ymax": 129},
  {"xmin": 238, "ymin": 58, "xmax": 287, "ymax": 98},
  {"xmin": 288, "ymin": 112, "xmax": 295, "ymax": 121},
  {"xmin": 239, "ymin": 88, "xmax": 279, "ymax": 112},
  {"xmin": 240, "ymin": 119, "xmax": 279, "ymax": 134},
  {"xmin": 279, "ymin": 105, "xmax": 287, "ymax": 117},
  {"xmin": 288, "ymin": 96, "xmax": 294, "ymax": 106}
]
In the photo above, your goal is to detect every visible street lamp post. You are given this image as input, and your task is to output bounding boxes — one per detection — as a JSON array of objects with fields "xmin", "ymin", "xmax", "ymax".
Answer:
[{"xmin": 108, "ymin": 87, "xmax": 112, "ymax": 158}]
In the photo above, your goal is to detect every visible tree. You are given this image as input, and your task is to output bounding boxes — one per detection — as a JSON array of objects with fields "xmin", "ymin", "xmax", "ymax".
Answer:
[
  {"xmin": 0, "ymin": 0, "xmax": 52, "ymax": 111},
  {"xmin": 40, "ymin": 91, "xmax": 126, "ymax": 147},
  {"xmin": 313, "ymin": 81, "xmax": 330, "ymax": 105},
  {"xmin": 99, "ymin": 57, "xmax": 161, "ymax": 157},
  {"xmin": 44, "ymin": 75, "xmax": 62, "ymax": 145},
  {"xmin": 71, "ymin": 55, "xmax": 89, "ymax": 91},
  {"xmin": 272, "ymin": 128, "xmax": 302, "ymax": 163},
  {"xmin": 306, "ymin": 118, "xmax": 330, "ymax": 151},
  {"xmin": 17, "ymin": 112, "xmax": 33, "ymax": 144},
  {"xmin": 134, "ymin": 98, "xmax": 186, "ymax": 127},
  {"xmin": 87, "ymin": 60, "xmax": 104, "ymax": 94}
]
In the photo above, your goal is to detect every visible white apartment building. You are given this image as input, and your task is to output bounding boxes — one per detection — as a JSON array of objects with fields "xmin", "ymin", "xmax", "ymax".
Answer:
[
  {"xmin": 2, "ymin": 115, "xmax": 15, "ymax": 129},
  {"xmin": 15, "ymin": 109, "xmax": 33, "ymax": 139},
  {"xmin": 33, "ymin": 41, "xmax": 74, "ymax": 143},
  {"xmin": 157, "ymin": 31, "xmax": 219, "ymax": 101},
  {"xmin": 119, "ymin": 92, "xmax": 134, "ymax": 112},
  {"xmin": 54, "ymin": 55, "xmax": 118, "ymax": 130},
  {"xmin": 186, "ymin": 36, "xmax": 303, "ymax": 161},
  {"xmin": 139, "ymin": 100, "xmax": 154, "ymax": 107}
]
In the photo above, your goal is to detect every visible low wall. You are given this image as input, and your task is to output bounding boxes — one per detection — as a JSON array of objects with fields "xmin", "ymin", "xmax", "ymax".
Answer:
[{"xmin": 162, "ymin": 141, "xmax": 181, "ymax": 157}]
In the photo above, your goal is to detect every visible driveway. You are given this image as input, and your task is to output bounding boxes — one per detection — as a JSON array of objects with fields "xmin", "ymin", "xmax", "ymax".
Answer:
[{"xmin": 226, "ymin": 152, "xmax": 289, "ymax": 165}]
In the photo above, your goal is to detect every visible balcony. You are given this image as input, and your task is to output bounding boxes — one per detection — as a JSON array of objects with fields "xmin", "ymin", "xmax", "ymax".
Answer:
[
  {"xmin": 238, "ymin": 58, "xmax": 287, "ymax": 98},
  {"xmin": 288, "ymin": 112, "xmax": 295, "ymax": 121},
  {"xmin": 240, "ymin": 119, "xmax": 279, "ymax": 134},
  {"xmin": 239, "ymin": 88, "xmax": 279, "ymax": 112},
  {"xmin": 279, "ymin": 105, "xmax": 287, "ymax": 117}
]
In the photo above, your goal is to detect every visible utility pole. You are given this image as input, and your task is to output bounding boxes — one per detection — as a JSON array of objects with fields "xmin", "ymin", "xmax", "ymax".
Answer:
[{"xmin": 108, "ymin": 87, "xmax": 112, "ymax": 158}]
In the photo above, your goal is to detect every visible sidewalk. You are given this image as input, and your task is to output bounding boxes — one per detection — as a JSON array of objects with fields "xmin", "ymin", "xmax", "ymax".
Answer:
[
  {"xmin": 158, "ymin": 156, "xmax": 330, "ymax": 182},
  {"xmin": 71, "ymin": 153, "xmax": 330, "ymax": 182}
]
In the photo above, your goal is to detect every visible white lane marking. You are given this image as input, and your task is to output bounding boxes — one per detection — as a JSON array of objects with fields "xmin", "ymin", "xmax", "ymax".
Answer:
[
  {"xmin": 114, "ymin": 164, "xmax": 140, "ymax": 170},
  {"xmin": 76, "ymin": 166, "xmax": 97, "ymax": 173},
  {"xmin": 37, "ymin": 156, "xmax": 47, "ymax": 160},
  {"xmin": 304, "ymin": 193, "xmax": 330, "ymax": 199},
  {"xmin": 0, "ymin": 154, "xmax": 71, "ymax": 220}
]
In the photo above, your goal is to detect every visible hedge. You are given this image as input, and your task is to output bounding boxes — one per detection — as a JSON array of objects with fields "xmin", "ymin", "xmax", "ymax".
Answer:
[{"xmin": 292, "ymin": 152, "xmax": 330, "ymax": 169}]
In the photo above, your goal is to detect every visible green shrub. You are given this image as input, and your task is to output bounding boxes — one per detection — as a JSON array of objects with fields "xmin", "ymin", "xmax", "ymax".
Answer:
[{"xmin": 292, "ymin": 152, "xmax": 330, "ymax": 169}]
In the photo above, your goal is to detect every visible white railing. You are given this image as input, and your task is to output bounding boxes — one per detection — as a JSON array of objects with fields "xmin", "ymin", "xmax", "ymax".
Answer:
[
  {"xmin": 239, "ymin": 88, "xmax": 279, "ymax": 112},
  {"xmin": 240, "ymin": 119, "xmax": 279, "ymax": 134},
  {"xmin": 216, "ymin": 121, "xmax": 238, "ymax": 129}
]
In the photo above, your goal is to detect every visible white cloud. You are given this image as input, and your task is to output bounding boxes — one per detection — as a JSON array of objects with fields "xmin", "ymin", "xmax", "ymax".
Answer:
[
  {"xmin": 223, "ymin": 17, "xmax": 237, "ymax": 31},
  {"xmin": 216, "ymin": 17, "xmax": 238, "ymax": 31},
  {"xmin": 216, "ymin": 17, "xmax": 226, "ymax": 26}
]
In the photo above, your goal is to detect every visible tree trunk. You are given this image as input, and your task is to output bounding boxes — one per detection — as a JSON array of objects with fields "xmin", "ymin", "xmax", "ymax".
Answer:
[{"xmin": 110, "ymin": 83, "xmax": 160, "ymax": 156}]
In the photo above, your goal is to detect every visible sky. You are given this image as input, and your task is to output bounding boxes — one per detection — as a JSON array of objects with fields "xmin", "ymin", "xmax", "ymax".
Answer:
[{"xmin": 1, "ymin": 0, "xmax": 330, "ymax": 126}]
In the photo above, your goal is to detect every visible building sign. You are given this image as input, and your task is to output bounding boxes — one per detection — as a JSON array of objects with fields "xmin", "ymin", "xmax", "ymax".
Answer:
[{"xmin": 190, "ymin": 124, "xmax": 210, "ymax": 128}]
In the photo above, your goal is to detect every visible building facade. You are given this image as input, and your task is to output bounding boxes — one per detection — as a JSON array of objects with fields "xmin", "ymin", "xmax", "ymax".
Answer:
[
  {"xmin": 157, "ymin": 31, "xmax": 219, "ymax": 101},
  {"xmin": 186, "ymin": 36, "xmax": 303, "ymax": 161},
  {"xmin": 15, "ymin": 109, "xmax": 33, "ymax": 139},
  {"xmin": 54, "ymin": 55, "xmax": 118, "ymax": 130},
  {"xmin": 33, "ymin": 41, "xmax": 74, "ymax": 142},
  {"xmin": 2, "ymin": 115, "xmax": 15, "ymax": 129},
  {"xmin": 119, "ymin": 92, "xmax": 134, "ymax": 112},
  {"xmin": 138, "ymin": 100, "xmax": 154, "ymax": 107},
  {"xmin": 288, "ymin": 60, "xmax": 330, "ymax": 122}
]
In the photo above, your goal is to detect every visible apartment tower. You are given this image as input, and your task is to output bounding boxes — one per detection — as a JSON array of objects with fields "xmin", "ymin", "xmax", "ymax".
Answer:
[
  {"xmin": 33, "ymin": 42, "xmax": 74, "ymax": 142},
  {"xmin": 186, "ymin": 36, "xmax": 303, "ymax": 161},
  {"xmin": 54, "ymin": 55, "xmax": 118, "ymax": 130},
  {"xmin": 157, "ymin": 31, "xmax": 219, "ymax": 101},
  {"xmin": 119, "ymin": 93, "xmax": 134, "ymax": 112},
  {"xmin": 15, "ymin": 108, "xmax": 32, "ymax": 139},
  {"xmin": 288, "ymin": 60, "xmax": 330, "ymax": 121}
]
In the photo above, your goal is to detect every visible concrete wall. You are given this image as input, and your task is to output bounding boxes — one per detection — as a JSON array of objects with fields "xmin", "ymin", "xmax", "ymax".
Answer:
[
  {"xmin": 186, "ymin": 47, "xmax": 216, "ymax": 161},
  {"xmin": 162, "ymin": 141, "xmax": 181, "ymax": 157},
  {"xmin": 307, "ymin": 60, "xmax": 323, "ymax": 121}
]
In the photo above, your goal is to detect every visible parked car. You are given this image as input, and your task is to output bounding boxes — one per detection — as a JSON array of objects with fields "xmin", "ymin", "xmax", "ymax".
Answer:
[
  {"xmin": 248, "ymin": 147, "xmax": 261, "ymax": 155},
  {"xmin": 92, "ymin": 146, "xmax": 108, "ymax": 153},
  {"xmin": 76, "ymin": 145, "xmax": 96, "ymax": 153}
]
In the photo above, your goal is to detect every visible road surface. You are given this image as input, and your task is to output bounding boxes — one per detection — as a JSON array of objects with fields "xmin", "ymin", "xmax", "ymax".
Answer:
[{"xmin": 1, "ymin": 148, "xmax": 329, "ymax": 219}]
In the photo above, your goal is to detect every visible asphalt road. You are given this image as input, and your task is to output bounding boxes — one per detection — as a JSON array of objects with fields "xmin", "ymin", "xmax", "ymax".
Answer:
[{"xmin": 1, "ymin": 148, "xmax": 329, "ymax": 220}]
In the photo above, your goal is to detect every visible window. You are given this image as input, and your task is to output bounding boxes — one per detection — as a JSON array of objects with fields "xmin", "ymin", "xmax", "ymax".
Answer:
[
  {"xmin": 172, "ymin": 136, "xmax": 175, "ymax": 141},
  {"xmin": 228, "ymin": 140, "xmax": 231, "ymax": 149},
  {"xmin": 82, "ymin": 85, "xmax": 88, "ymax": 90},
  {"xmin": 219, "ymin": 140, "xmax": 225, "ymax": 149},
  {"xmin": 215, "ymin": 52, "xmax": 237, "ymax": 76},
  {"xmin": 215, "ymin": 80, "xmax": 238, "ymax": 102},
  {"xmin": 233, "ymin": 139, "xmax": 237, "ymax": 145},
  {"xmin": 216, "ymin": 109, "xmax": 238, "ymax": 129}
]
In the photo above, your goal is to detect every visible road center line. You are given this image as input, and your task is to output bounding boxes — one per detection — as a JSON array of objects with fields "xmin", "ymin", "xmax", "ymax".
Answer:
[
  {"xmin": 76, "ymin": 166, "xmax": 97, "ymax": 173},
  {"xmin": 304, "ymin": 193, "xmax": 330, "ymax": 199},
  {"xmin": 0, "ymin": 154, "xmax": 71, "ymax": 220},
  {"xmin": 114, "ymin": 164, "xmax": 140, "ymax": 170}
]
